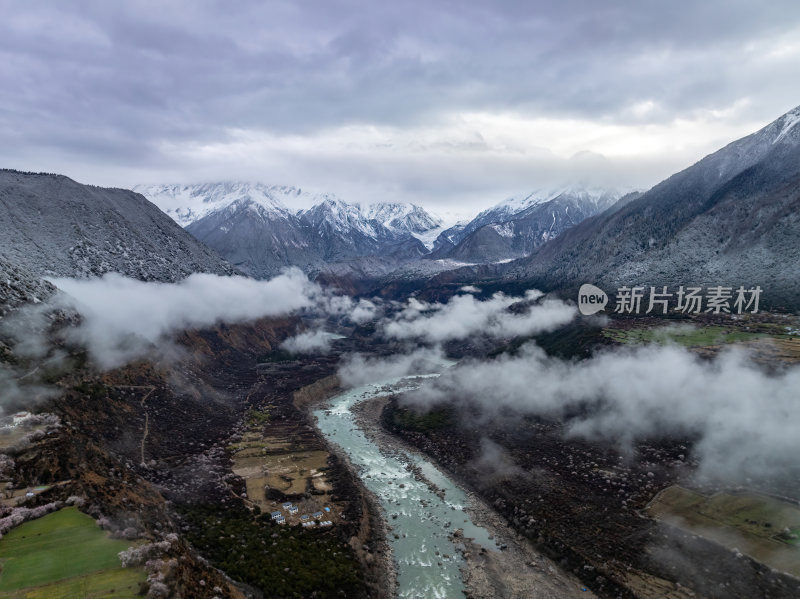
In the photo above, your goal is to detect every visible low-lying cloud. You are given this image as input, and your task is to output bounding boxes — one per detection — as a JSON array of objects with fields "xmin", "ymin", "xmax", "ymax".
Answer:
[
  {"xmin": 402, "ymin": 343, "xmax": 800, "ymax": 482},
  {"xmin": 338, "ymin": 347, "xmax": 447, "ymax": 388},
  {"xmin": 382, "ymin": 290, "xmax": 575, "ymax": 343},
  {"xmin": 468, "ymin": 437, "xmax": 528, "ymax": 483},
  {"xmin": 44, "ymin": 269, "xmax": 319, "ymax": 368},
  {"xmin": 319, "ymin": 296, "xmax": 377, "ymax": 325},
  {"xmin": 281, "ymin": 330, "xmax": 334, "ymax": 354},
  {"xmin": 0, "ymin": 362, "xmax": 57, "ymax": 415}
]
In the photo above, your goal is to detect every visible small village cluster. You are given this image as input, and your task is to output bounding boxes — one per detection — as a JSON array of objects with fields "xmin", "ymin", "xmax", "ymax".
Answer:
[
  {"xmin": 270, "ymin": 502, "xmax": 333, "ymax": 528},
  {"xmin": 0, "ymin": 411, "xmax": 33, "ymax": 428}
]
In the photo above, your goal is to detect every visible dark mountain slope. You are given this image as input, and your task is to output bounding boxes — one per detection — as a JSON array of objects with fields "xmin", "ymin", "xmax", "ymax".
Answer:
[
  {"xmin": 186, "ymin": 199, "xmax": 322, "ymax": 278},
  {"xmin": 0, "ymin": 170, "xmax": 236, "ymax": 282},
  {"xmin": 495, "ymin": 105, "xmax": 800, "ymax": 308}
]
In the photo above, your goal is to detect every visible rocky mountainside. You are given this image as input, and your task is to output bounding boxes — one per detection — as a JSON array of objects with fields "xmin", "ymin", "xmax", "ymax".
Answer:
[
  {"xmin": 430, "ymin": 187, "xmax": 624, "ymax": 262},
  {"xmin": 0, "ymin": 254, "xmax": 56, "ymax": 317},
  {"xmin": 297, "ymin": 197, "xmax": 397, "ymax": 261},
  {"xmin": 0, "ymin": 170, "xmax": 236, "ymax": 282}
]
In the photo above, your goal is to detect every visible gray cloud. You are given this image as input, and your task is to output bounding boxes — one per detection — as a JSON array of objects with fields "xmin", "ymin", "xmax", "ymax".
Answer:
[
  {"xmin": 317, "ymin": 295, "xmax": 378, "ymax": 325},
  {"xmin": 349, "ymin": 299, "xmax": 378, "ymax": 324},
  {"xmin": 0, "ymin": 268, "xmax": 378, "ymax": 411},
  {"xmin": 2, "ymin": 2, "xmax": 800, "ymax": 209},
  {"xmin": 8, "ymin": 268, "xmax": 379, "ymax": 369}
]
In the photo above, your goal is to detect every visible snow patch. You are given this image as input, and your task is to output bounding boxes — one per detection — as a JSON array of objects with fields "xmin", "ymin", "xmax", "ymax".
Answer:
[{"xmin": 489, "ymin": 222, "xmax": 515, "ymax": 238}]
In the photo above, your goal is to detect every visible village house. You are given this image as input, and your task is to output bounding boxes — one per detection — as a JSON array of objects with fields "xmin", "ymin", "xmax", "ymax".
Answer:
[{"xmin": 13, "ymin": 412, "xmax": 31, "ymax": 426}]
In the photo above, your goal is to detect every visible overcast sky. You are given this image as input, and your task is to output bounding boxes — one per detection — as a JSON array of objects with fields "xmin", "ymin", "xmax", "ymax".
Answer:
[{"xmin": 2, "ymin": 1, "xmax": 799, "ymax": 212}]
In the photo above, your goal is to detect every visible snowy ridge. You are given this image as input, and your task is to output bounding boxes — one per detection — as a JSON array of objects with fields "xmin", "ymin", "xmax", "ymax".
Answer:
[
  {"xmin": 429, "ymin": 184, "xmax": 625, "ymax": 258},
  {"xmin": 500, "ymin": 103, "xmax": 800, "ymax": 310},
  {"xmin": 489, "ymin": 222, "xmax": 515, "ymax": 238},
  {"xmin": 135, "ymin": 179, "xmax": 628, "ymax": 276},
  {"xmin": 710, "ymin": 103, "xmax": 800, "ymax": 182},
  {"xmin": 465, "ymin": 185, "xmax": 624, "ymax": 236},
  {"xmin": 364, "ymin": 202, "xmax": 445, "ymax": 250},
  {"xmin": 492, "ymin": 185, "xmax": 623, "ymax": 217},
  {"xmin": 138, "ymin": 182, "xmax": 446, "ymax": 243},
  {"xmin": 136, "ymin": 182, "xmax": 448, "ymax": 277},
  {"xmin": 133, "ymin": 182, "xmax": 334, "ymax": 227}
]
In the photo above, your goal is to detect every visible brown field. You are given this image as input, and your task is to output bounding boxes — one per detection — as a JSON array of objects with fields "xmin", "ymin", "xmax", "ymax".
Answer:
[
  {"xmin": 230, "ymin": 429, "xmax": 337, "ymax": 521},
  {"xmin": 0, "ymin": 424, "xmax": 47, "ymax": 452}
]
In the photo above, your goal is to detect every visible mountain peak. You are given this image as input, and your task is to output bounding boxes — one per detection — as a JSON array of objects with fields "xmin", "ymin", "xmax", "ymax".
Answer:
[
  {"xmin": 134, "ymin": 181, "xmax": 302, "ymax": 226},
  {"xmin": 772, "ymin": 105, "xmax": 800, "ymax": 145},
  {"xmin": 366, "ymin": 202, "xmax": 443, "ymax": 233}
]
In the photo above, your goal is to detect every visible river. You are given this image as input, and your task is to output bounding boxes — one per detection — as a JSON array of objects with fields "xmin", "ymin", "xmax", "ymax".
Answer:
[{"xmin": 313, "ymin": 374, "xmax": 499, "ymax": 599}]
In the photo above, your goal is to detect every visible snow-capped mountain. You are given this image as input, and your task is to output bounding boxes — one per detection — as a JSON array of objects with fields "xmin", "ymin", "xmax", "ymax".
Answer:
[
  {"xmin": 132, "ymin": 182, "xmax": 329, "ymax": 226},
  {"xmin": 365, "ymin": 202, "xmax": 443, "ymax": 235},
  {"xmin": 135, "ymin": 180, "xmax": 632, "ymax": 278},
  {"xmin": 430, "ymin": 186, "xmax": 625, "ymax": 261},
  {"xmin": 296, "ymin": 198, "xmax": 396, "ymax": 263},
  {"xmin": 365, "ymin": 203, "xmax": 446, "ymax": 251},
  {"xmin": 137, "ymin": 183, "xmax": 443, "ymax": 278},
  {"xmin": 299, "ymin": 198, "xmax": 387, "ymax": 240}
]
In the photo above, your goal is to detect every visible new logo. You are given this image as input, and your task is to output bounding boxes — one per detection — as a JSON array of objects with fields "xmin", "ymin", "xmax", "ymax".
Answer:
[{"xmin": 578, "ymin": 283, "xmax": 608, "ymax": 315}]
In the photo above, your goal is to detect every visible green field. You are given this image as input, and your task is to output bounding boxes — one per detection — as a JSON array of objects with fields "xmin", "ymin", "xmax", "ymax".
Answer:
[
  {"xmin": 0, "ymin": 506, "xmax": 146, "ymax": 598},
  {"xmin": 602, "ymin": 324, "xmax": 770, "ymax": 347}
]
